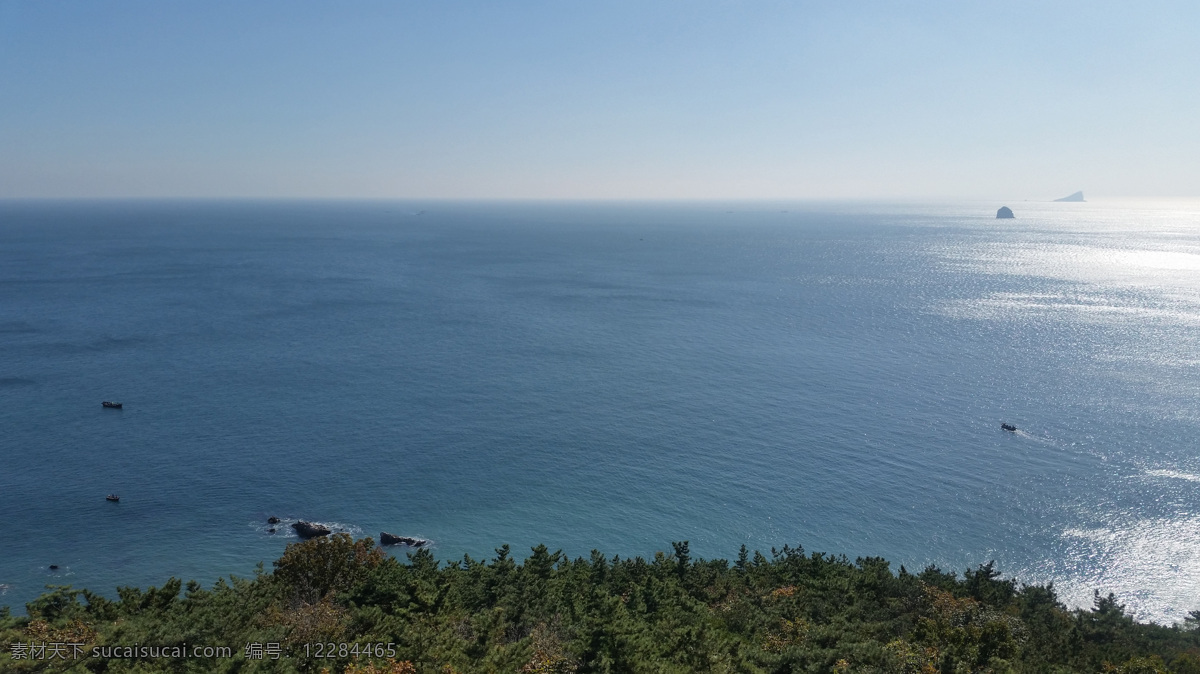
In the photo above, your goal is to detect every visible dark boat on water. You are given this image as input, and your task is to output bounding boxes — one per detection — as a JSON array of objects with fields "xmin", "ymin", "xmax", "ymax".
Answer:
[
  {"xmin": 102, "ymin": 401, "xmax": 123, "ymax": 409},
  {"xmin": 1001, "ymin": 423, "xmax": 1017, "ymax": 432},
  {"xmin": 106, "ymin": 494, "xmax": 120, "ymax": 502}
]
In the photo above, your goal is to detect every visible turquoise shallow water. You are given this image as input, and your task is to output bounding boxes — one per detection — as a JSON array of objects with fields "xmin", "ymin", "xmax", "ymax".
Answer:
[{"xmin": 2, "ymin": 200, "xmax": 1198, "ymax": 622}]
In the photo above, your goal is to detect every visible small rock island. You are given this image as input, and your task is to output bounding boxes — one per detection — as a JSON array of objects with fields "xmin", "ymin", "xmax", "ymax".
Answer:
[
  {"xmin": 292, "ymin": 521, "xmax": 331, "ymax": 539},
  {"xmin": 996, "ymin": 206, "xmax": 1014, "ymax": 219},
  {"xmin": 1054, "ymin": 191, "xmax": 1085, "ymax": 202},
  {"xmin": 380, "ymin": 531, "xmax": 430, "ymax": 547}
]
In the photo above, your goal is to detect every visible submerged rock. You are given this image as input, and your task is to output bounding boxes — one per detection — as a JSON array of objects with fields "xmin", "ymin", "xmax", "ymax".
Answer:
[
  {"xmin": 292, "ymin": 521, "xmax": 331, "ymax": 539},
  {"xmin": 996, "ymin": 206, "xmax": 1014, "ymax": 219},
  {"xmin": 380, "ymin": 532, "xmax": 429, "ymax": 547},
  {"xmin": 267, "ymin": 516, "xmax": 280, "ymax": 524}
]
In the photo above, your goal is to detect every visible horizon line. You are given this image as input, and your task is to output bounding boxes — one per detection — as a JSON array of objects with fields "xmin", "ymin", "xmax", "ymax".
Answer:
[{"xmin": 5, "ymin": 195, "xmax": 1199, "ymax": 203}]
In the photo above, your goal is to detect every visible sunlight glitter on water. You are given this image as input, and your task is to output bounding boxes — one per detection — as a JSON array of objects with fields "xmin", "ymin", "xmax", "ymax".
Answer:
[
  {"xmin": 961, "ymin": 243, "xmax": 1200, "ymax": 296},
  {"xmin": 1056, "ymin": 516, "xmax": 1200, "ymax": 624},
  {"xmin": 935, "ymin": 204, "xmax": 1200, "ymax": 333},
  {"xmin": 931, "ymin": 201, "xmax": 1200, "ymax": 623},
  {"xmin": 943, "ymin": 292, "xmax": 1200, "ymax": 326},
  {"xmin": 1145, "ymin": 469, "xmax": 1200, "ymax": 484}
]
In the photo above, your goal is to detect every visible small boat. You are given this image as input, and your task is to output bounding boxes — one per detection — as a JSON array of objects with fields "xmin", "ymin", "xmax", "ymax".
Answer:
[
  {"xmin": 1001, "ymin": 423, "xmax": 1017, "ymax": 432},
  {"xmin": 102, "ymin": 401, "xmax": 123, "ymax": 409},
  {"xmin": 105, "ymin": 494, "xmax": 120, "ymax": 502}
]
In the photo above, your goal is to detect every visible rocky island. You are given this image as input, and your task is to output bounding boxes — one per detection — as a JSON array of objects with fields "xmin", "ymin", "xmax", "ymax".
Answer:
[{"xmin": 291, "ymin": 521, "xmax": 331, "ymax": 539}]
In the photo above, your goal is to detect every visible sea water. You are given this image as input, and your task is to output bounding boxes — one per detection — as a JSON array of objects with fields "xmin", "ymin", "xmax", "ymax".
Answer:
[{"xmin": 1, "ymin": 200, "xmax": 1198, "ymax": 623}]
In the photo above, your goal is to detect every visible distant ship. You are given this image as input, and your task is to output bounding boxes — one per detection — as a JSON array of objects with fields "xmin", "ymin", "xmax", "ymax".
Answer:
[
  {"xmin": 1001, "ymin": 423, "xmax": 1017, "ymax": 432},
  {"xmin": 102, "ymin": 401, "xmax": 123, "ymax": 409},
  {"xmin": 106, "ymin": 494, "xmax": 120, "ymax": 502}
]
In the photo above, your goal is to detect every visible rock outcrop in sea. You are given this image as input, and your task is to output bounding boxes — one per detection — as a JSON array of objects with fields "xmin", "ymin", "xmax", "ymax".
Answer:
[
  {"xmin": 1054, "ymin": 191, "xmax": 1085, "ymax": 202},
  {"xmin": 292, "ymin": 521, "xmax": 331, "ymax": 539},
  {"xmin": 380, "ymin": 532, "xmax": 429, "ymax": 547},
  {"xmin": 996, "ymin": 206, "xmax": 1014, "ymax": 219}
]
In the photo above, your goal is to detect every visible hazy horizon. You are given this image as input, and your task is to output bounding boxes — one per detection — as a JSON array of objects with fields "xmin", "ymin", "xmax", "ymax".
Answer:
[{"xmin": 2, "ymin": 1, "xmax": 1197, "ymax": 200}]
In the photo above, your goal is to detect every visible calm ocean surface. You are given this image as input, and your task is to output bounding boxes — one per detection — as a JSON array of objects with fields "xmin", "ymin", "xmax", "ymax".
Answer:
[{"xmin": 1, "ymin": 200, "xmax": 1198, "ymax": 622}]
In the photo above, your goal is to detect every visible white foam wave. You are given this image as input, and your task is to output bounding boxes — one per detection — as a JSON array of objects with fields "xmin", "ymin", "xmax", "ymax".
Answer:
[{"xmin": 1010, "ymin": 429, "xmax": 1060, "ymax": 448}]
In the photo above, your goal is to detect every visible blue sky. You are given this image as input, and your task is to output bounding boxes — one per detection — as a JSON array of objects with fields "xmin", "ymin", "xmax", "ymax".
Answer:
[{"xmin": 1, "ymin": 1, "xmax": 1197, "ymax": 199}]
